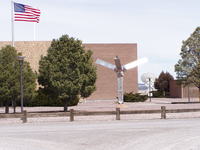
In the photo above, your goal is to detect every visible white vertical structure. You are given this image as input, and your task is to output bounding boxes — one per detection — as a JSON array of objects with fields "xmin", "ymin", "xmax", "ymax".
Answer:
[
  {"xmin": 11, "ymin": 0, "xmax": 14, "ymax": 47},
  {"xmin": 117, "ymin": 77, "xmax": 123, "ymax": 104},
  {"xmin": 34, "ymin": 23, "xmax": 36, "ymax": 41},
  {"xmin": 96, "ymin": 56, "xmax": 148, "ymax": 104}
]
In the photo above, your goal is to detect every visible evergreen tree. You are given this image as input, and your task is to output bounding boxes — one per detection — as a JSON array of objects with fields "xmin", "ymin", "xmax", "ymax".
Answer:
[
  {"xmin": 38, "ymin": 35, "xmax": 97, "ymax": 111},
  {"xmin": 175, "ymin": 27, "xmax": 200, "ymax": 100},
  {"xmin": 154, "ymin": 71, "xmax": 174, "ymax": 96},
  {"xmin": 0, "ymin": 46, "xmax": 36, "ymax": 113}
]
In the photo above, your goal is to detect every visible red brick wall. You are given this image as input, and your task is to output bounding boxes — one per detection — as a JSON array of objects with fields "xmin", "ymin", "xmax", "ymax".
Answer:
[
  {"xmin": 169, "ymin": 80, "xmax": 199, "ymax": 98},
  {"xmin": 84, "ymin": 44, "xmax": 138, "ymax": 100},
  {"xmin": 169, "ymin": 80, "xmax": 182, "ymax": 98},
  {"xmin": 182, "ymin": 85, "xmax": 199, "ymax": 98}
]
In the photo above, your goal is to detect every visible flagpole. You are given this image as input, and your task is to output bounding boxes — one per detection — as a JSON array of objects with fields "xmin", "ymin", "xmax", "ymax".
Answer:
[
  {"xmin": 34, "ymin": 23, "xmax": 36, "ymax": 41},
  {"xmin": 11, "ymin": 0, "xmax": 14, "ymax": 47}
]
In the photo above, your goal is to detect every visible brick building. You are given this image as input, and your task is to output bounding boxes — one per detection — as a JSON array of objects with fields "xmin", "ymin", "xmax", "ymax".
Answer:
[
  {"xmin": 169, "ymin": 80, "xmax": 199, "ymax": 98},
  {"xmin": 0, "ymin": 42, "xmax": 138, "ymax": 100}
]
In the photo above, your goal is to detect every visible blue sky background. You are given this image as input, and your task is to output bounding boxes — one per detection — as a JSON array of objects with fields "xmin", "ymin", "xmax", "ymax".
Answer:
[{"xmin": 1, "ymin": 0, "xmax": 200, "ymax": 82}]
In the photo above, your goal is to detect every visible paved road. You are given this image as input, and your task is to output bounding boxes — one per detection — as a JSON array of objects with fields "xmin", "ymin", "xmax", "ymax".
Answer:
[{"xmin": 0, "ymin": 118, "xmax": 200, "ymax": 150}]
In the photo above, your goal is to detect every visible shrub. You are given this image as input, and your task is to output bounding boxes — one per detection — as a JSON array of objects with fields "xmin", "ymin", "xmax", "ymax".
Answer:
[
  {"xmin": 124, "ymin": 92, "xmax": 148, "ymax": 102},
  {"xmin": 152, "ymin": 91, "xmax": 170, "ymax": 98},
  {"xmin": 27, "ymin": 90, "xmax": 79, "ymax": 107},
  {"xmin": 152, "ymin": 91, "xmax": 163, "ymax": 98}
]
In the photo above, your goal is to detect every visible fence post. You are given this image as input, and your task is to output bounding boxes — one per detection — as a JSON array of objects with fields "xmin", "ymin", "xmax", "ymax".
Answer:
[
  {"xmin": 70, "ymin": 109, "xmax": 74, "ymax": 122},
  {"xmin": 161, "ymin": 106, "xmax": 166, "ymax": 119},
  {"xmin": 22, "ymin": 110, "xmax": 27, "ymax": 123},
  {"xmin": 116, "ymin": 108, "xmax": 120, "ymax": 120}
]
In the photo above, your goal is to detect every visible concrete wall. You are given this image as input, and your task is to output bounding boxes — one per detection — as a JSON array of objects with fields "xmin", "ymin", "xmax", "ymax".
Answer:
[{"xmin": 0, "ymin": 41, "xmax": 138, "ymax": 100}]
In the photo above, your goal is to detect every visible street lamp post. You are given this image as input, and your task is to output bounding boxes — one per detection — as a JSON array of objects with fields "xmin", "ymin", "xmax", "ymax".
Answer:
[
  {"xmin": 148, "ymin": 78, "xmax": 151, "ymax": 102},
  {"xmin": 141, "ymin": 73, "xmax": 155, "ymax": 103},
  {"xmin": 17, "ymin": 56, "xmax": 25, "ymax": 113}
]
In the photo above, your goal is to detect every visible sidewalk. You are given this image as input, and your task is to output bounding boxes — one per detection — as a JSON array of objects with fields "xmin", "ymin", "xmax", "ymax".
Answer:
[
  {"xmin": 70, "ymin": 98, "xmax": 200, "ymax": 111},
  {"xmin": 0, "ymin": 98, "xmax": 199, "ymax": 113}
]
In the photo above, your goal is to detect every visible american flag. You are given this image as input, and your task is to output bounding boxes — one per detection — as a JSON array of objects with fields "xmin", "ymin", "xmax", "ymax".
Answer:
[{"xmin": 14, "ymin": 2, "xmax": 41, "ymax": 23}]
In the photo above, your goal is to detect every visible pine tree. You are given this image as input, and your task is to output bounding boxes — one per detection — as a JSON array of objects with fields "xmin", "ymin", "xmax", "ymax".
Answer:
[
  {"xmin": 38, "ymin": 35, "xmax": 97, "ymax": 111},
  {"xmin": 154, "ymin": 71, "xmax": 174, "ymax": 96},
  {"xmin": 0, "ymin": 46, "xmax": 36, "ymax": 113}
]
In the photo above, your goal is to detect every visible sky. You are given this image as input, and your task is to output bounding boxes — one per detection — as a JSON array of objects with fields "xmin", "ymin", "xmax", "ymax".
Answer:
[{"xmin": 1, "ymin": 0, "xmax": 200, "ymax": 82}]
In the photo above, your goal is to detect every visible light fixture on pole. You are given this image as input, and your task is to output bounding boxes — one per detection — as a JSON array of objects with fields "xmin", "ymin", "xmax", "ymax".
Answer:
[
  {"xmin": 17, "ymin": 56, "xmax": 25, "ymax": 113},
  {"xmin": 141, "ymin": 73, "xmax": 156, "ymax": 102}
]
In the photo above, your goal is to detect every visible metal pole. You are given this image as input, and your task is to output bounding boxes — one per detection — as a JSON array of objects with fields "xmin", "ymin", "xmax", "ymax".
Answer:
[
  {"xmin": 149, "ymin": 78, "xmax": 151, "ymax": 102},
  {"xmin": 33, "ymin": 23, "xmax": 36, "ymax": 41},
  {"xmin": 11, "ymin": 0, "xmax": 14, "ymax": 47},
  {"xmin": 20, "ymin": 60, "xmax": 24, "ymax": 112},
  {"xmin": 117, "ymin": 77, "xmax": 123, "ymax": 104}
]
